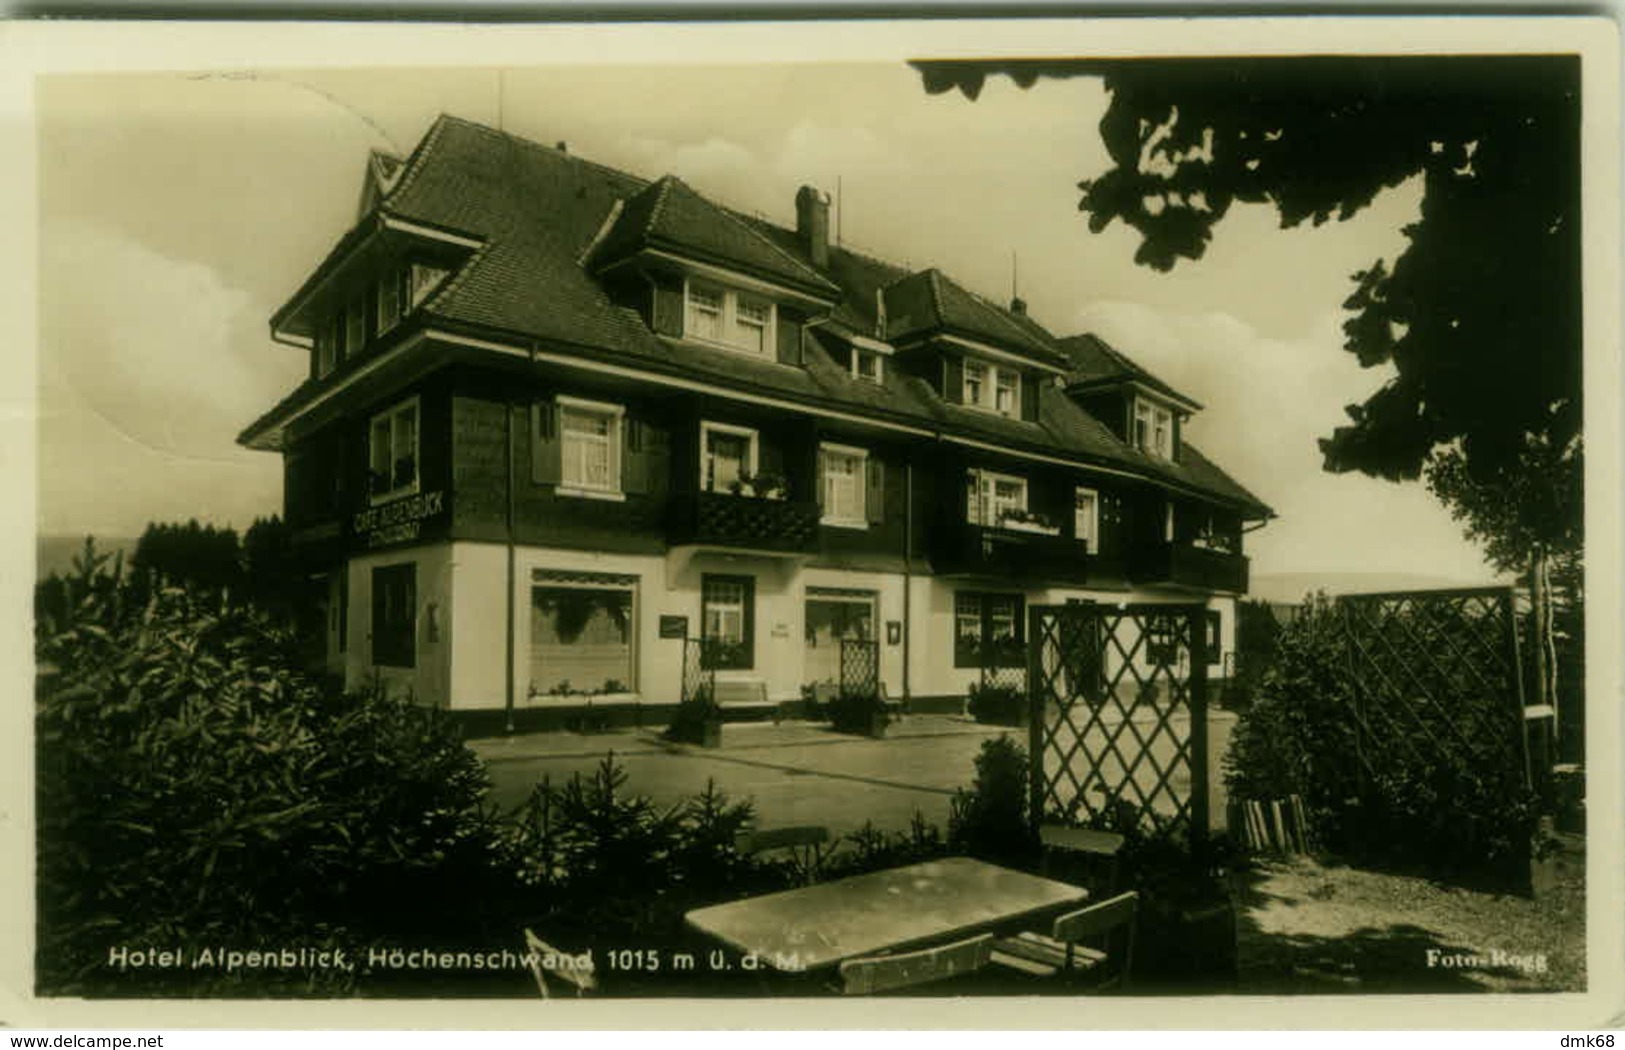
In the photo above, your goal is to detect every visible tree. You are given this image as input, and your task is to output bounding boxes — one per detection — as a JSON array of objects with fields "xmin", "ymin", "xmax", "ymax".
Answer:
[
  {"xmin": 130, "ymin": 518, "xmax": 243, "ymax": 596},
  {"xmin": 916, "ymin": 55, "xmax": 1583, "ymax": 746}
]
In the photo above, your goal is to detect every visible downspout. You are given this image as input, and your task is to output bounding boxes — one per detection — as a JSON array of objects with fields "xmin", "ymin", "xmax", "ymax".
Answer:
[
  {"xmin": 504, "ymin": 342, "xmax": 538, "ymax": 734},
  {"xmin": 902, "ymin": 457, "xmax": 913, "ymax": 706},
  {"xmin": 504, "ymin": 386, "xmax": 518, "ymax": 734}
]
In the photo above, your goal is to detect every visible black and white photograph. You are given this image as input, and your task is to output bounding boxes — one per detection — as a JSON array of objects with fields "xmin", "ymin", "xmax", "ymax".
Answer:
[{"xmin": 8, "ymin": 15, "xmax": 1620, "ymax": 1027}]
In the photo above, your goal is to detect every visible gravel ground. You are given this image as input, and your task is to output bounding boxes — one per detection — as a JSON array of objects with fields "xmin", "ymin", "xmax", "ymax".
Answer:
[{"xmin": 1234, "ymin": 838, "xmax": 1587, "ymax": 993}]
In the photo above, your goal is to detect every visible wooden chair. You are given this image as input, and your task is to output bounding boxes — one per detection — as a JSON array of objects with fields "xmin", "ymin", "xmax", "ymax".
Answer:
[
  {"xmin": 523, "ymin": 928, "xmax": 598, "ymax": 998},
  {"xmin": 1039, "ymin": 824, "xmax": 1126, "ymax": 896},
  {"xmin": 735, "ymin": 825, "xmax": 834, "ymax": 885},
  {"xmin": 989, "ymin": 891, "xmax": 1138, "ymax": 991},
  {"xmin": 837, "ymin": 933, "xmax": 996, "ymax": 996}
]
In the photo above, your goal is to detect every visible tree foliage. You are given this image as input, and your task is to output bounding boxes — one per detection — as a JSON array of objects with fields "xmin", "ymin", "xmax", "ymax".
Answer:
[{"xmin": 916, "ymin": 56, "xmax": 1582, "ymax": 556}]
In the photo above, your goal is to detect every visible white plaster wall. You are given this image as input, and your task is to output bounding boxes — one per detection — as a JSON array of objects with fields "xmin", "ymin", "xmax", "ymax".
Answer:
[
  {"xmin": 447, "ymin": 541, "xmax": 507, "ymax": 711},
  {"xmin": 343, "ymin": 543, "xmax": 454, "ymax": 708}
]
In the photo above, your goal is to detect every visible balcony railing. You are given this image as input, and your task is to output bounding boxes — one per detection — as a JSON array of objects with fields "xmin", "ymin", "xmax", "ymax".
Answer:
[
  {"xmin": 668, "ymin": 490, "xmax": 821, "ymax": 553},
  {"xmin": 931, "ymin": 520, "xmax": 1093, "ymax": 584},
  {"xmin": 1132, "ymin": 541, "xmax": 1250, "ymax": 593}
]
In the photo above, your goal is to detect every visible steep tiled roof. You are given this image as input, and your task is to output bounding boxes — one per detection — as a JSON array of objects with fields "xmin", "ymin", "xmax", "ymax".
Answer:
[
  {"xmin": 883, "ymin": 269, "xmax": 1068, "ymax": 367},
  {"xmin": 1059, "ymin": 332, "xmax": 1202, "ymax": 410},
  {"xmin": 247, "ymin": 114, "xmax": 1268, "ymax": 517},
  {"xmin": 590, "ymin": 175, "xmax": 839, "ymax": 298}
]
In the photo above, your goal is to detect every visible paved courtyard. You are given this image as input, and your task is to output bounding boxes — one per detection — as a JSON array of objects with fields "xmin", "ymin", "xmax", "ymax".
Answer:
[{"xmin": 471, "ymin": 710, "xmax": 1235, "ymax": 837}]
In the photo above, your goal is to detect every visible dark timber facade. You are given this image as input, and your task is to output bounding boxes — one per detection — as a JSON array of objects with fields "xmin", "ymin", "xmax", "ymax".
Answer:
[{"xmin": 239, "ymin": 116, "xmax": 1273, "ymax": 717}]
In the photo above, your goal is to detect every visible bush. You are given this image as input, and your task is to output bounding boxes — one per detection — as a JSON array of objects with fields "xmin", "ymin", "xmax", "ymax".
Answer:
[
  {"xmin": 827, "ymin": 688, "xmax": 888, "ymax": 735},
  {"xmin": 1224, "ymin": 591, "xmax": 1539, "ymax": 885},
  {"xmin": 948, "ymin": 735, "xmax": 1036, "ymax": 866},
  {"xmin": 504, "ymin": 757, "xmax": 768, "ymax": 949},
  {"xmin": 661, "ymin": 686, "xmax": 721, "ymax": 744},
  {"xmin": 35, "ymin": 541, "xmax": 516, "ymax": 996},
  {"xmin": 966, "ymin": 681, "xmax": 1025, "ymax": 725}
]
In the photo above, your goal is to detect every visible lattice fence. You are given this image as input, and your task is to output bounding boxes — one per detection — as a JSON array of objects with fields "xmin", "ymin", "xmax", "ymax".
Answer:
[
  {"xmin": 1337, "ymin": 588, "xmax": 1529, "ymax": 796},
  {"xmin": 839, "ymin": 638, "xmax": 880, "ymax": 700},
  {"xmin": 1030, "ymin": 603, "xmax": 1210, "ymax": 838},
  {"xmin": 680, "ymin": 637, "xmax": 715, "ymax": 705}
]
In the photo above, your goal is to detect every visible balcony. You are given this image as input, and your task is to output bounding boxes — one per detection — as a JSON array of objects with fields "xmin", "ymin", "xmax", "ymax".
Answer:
[
  {"xmin": 668, "ymin": 490, "xmax": 821, "ymax": 554},
  {"xmin": 931, "ymin": 520, "xmax": 1093, "ymax": 584},
  {"xmin": 1132, "ymin": 541, "xmax": 1250, "ymax": 593}
]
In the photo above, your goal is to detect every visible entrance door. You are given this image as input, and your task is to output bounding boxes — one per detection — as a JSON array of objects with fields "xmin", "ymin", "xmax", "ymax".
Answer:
[{"xmin": 803, "ymin": 589, "xmax": 877, "ymax": 687}]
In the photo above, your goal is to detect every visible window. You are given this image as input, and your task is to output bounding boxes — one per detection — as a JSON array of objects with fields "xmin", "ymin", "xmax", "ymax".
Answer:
[
  {"xmin": 315, "ymin": 322, "xmax": 338, "ymax": 379},
  {"xmin": 687, "ymin": 284, "xmax": 724, "ymax": 342},
  {"xmin": 1205, "ymin": 609, "xmax": 1222, "ymax": 666},
  {"xmin": 852, "ymin": 349, "xmax": 883, "ymax": 384},
  {"xmin": 371, "ymin": 562, "xmax": 416, "ymax": 668},
  {"xmin": 344, "ymin": 297, "xmax": 367, "ymax": 360},
  {"xmin": 529, "ymin": 578, "xmax": 636, "ymax": 698},
  {"xmin": 377, "ymin": 269, "xmax": 403, "ymax": 335},
  {"xmin": 967, "ymin": 469, "xmax": 1028, "ymax": 527},
  {"xmin": 558, "ymin": 397, "xmax": 623, "ymax": 495},
  {"xmin": 1074, "ymin": 487, "xmax": 1099, "ymax": 549},
  {"xmin": 1134, "ymin": 398, "xmax": 1174, "ymax": 459},
  {"xmin": 995, "ymin": 369, "xmax": 1019, "ymax": 415},
  {"xmin": 701, "ymin": 422, "xmax": 758, "ymax": 494},
  {"xmin": 963, "ymin": 360, "xmax": 986, "ymax": 406},
  {"xmin": 1145, "ymin": 613, "xmax": 1180, "ymax": 667},
  {"xmin": 820, "ymin": 444, "xmax": 867, "ymax": 526},
  {"xmin": 702, "ymin": 574, "xmax": 754, "ymax": 670},
  {"xmin": 369, "ymin": 397, "xmax": 419, "ymax": 502},
  {"xmin": 1164, "ymin": 501, "xmax": 1175, "ymax": 543},
  {"xmin": 962, "ymin": 359, "xmax": 1022, "ymax": 418},
  {"xmin": 685, "ymin": 280, "xmax": 776, "ymax": 356},
  {"xmin": 953, "ymin": 591, "xmax": 1025, "ymax": 668}
]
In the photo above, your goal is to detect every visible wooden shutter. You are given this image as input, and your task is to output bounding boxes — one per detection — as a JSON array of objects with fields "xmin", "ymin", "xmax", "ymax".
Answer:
[
  {"xmin": 651, "ymin": 275, "xmax": 684, "ymax": 337},
  {"xmin": 1020, "ymin": 371, "xmax": 1040, "ymax": 421},
  {"xmin": 776, "ymin": 310, "xmax": 802, "ymax": 366},
  {"xmin": 623, "ymin": 417, "xmax": 648, "ymax": 494},
  {"xmin": 758, "ymin": 435, "xmax": 786, "ymax": 492},
  {"xmin": 941, "ymin": 356, "xmax": 964, "ymax": 404},
  {"xmin": 531, "ymin": 401, "xmax": 561, "ymax": 485},
  {"xmin": 814, "ymin": 448, "xmax": 827, "ymax": 511},
  {"xmin": 865, "ymin": 457, "xmax": 885, "ymax": 524}
]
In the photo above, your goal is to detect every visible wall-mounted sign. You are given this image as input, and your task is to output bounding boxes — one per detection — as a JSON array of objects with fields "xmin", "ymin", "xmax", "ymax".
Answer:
[
  {"xmin": 770, "ymin": 622, "xmax": 790, "ymax": 639},
  {"xmin": 659, "ymin": 615, "xmax": 689, "ymax": 639},
  {"xmin": 352, "ymin": 490, "xmax": 446, "ymax": 550},
  {"xmin": 886, "ymin": 620, "xmax": 902, "ymax": 646}
]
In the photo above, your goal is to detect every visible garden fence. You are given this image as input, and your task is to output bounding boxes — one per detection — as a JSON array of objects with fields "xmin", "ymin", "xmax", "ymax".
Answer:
[{"xmin": 1028, "ymin": 602, "xmax": 1210, "ymax": 839}]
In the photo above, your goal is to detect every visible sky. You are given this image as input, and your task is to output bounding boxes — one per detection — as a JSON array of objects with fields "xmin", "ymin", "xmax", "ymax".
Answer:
[{"xmin": 34, "ymin": 58, "xmax": 1505, "ymax": 592}]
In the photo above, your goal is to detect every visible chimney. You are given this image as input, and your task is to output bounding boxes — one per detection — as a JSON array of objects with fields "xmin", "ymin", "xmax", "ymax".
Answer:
[
  {"xmin": 1010, "ymin": 296, "xmax": 1028, "ymax": 316},
  {"xmin": 796, "ymin": 185, "xmax": 830, "ymax": 269}
]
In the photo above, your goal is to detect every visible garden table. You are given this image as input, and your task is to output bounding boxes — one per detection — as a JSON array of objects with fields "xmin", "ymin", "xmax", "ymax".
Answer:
[{"xmin": 684, "ymin": 856, "xmax": 1089, "ymax": 973}]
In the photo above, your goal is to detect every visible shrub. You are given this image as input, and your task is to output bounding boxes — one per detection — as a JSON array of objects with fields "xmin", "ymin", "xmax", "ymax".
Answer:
[
  {"xmin": 827, "ymin": 688, "xmax": 888, "ymax": 735},
  {"xmin": 966, "ymin": 681, "xmax": 1025, "ymax": 725},
  {"xmin": 661, "ymin": 686, "xmax": 722, "ymax": 744},
  {"xmin": 1223, "ymin": 591, "xmax": 1539, "ymax": 885},
  {"xmin": 948, "ymin": 735, "xmax": 1035, "ymax": 866},
  {"xmin": 35, "ymin": 541, "xmax": 515, "ymax": 996}
]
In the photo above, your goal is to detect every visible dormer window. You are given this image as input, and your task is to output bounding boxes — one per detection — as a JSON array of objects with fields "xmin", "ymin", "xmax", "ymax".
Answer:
[
  {"xmin": 852, "ymin": 348, "xmax": 883, "ymax": 384},
  {"xmin": 685, "ymin": 280, "xmax": 776, "ymax": 357},
  {"xmin": 377, "ymin": 269, "xmax": 404, "ymax": 335},
  {"xmin": 961, "ymin": 359, "xmax": 1022, "ymax": 418},
  {"xmin": 1134, "ymin": 398, "xmax": 1174, "ymax": 459}
]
